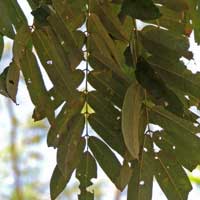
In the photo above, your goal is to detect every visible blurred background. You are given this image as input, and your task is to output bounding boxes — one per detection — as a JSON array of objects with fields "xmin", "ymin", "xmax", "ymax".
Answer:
[{"xmin": 0, "ymin": 1, "xmax": 200, "ymax": 200}]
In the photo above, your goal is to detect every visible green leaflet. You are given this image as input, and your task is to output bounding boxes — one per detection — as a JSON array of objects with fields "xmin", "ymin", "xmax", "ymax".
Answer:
[
  {"xmin": 47, "ymin": 96, "xmax": 84, "ymax": 147},
  {"xmin": 32, "ymin": 28, "xmax": 84, "ymax": 100},
  {"xmin": 121, "ymin": 0, "xmax": 161, "ymax": 20},
  {"xmin": 148, "ymin": 56, "xmax": 200, "ymax": 100},
  {"xmin": 127, "ymin": 136, "xmax": 154, "ymax": 200},
  {"xmin": 148, "ymin": 105, "xmax": 200, "ymax": 136},
  {"xmin": 88, "ymin": 70, "xmax": 128, "ymax": 108},
  {"xmin": 50, "ymin": 165, "xmax": 68, "ymax": 200},
  {"xmin": 155, "ymin": 151, "xmax": 192, "ymax": 200},
  {"xmin": 153, "ymin": 131, "xmax": 200, "ymax": 171},
  {"xmin": 135, "ymin": 57, "xmax": 184, "ymax": 116},
  {"xmin": 0, "ymin": 1, "xmax": 15, "ymax": 38},
  {"xmin": 88, "ymin": 136, "xmax": 122, "ymax": 190},
  {"xmin": 52, "ymin": 0, "xmax": 87, "ymax": 31},
  {"xmin": 88, "ymin": 13, "xmax": 124, "ymax": 73},
  {"xmin": 57, "ymin": 114, "xmax": 85, "ymax": 176},
  {"xmin": 154, "ymin": 0, "xmax": 189, "ymax": 12},
  {"xmin": 88, "ymin": 114, "xmax": 126, "ymax": 156},
  {"xmin": 0, "ymin": 1, "xmax": 27, "ymax": 38},
  {"xmin": 188, "ymin": 0, "xmax": 200, "ymax": 44},
  {"xmin": 115, "ymin": 161, "xmax": 133, "ymax": 191},
  {"xmin": 20, "ymin": 48, "xmax": 54, "ymax": 123},
  {"xmin": 76, "ymin": 152, "xmax": 97, "ymax": 200},
  {"xmin": 13, "ymin": 24, "xmax": 32, "ymax": 67},
  {"xmin": 90, "ymin": 0, "xmax": 129, "ymax": 41},
  {"xmin": 140, "ymin": 26, "xmax": 192, "ymax": 60},
  {"xmin": 47, "ymin": 12, "xmax": 83, "ymax": 70},
  {"xmin": 122, "ymin": 81, "xmax": 144, "ymax": 159}
]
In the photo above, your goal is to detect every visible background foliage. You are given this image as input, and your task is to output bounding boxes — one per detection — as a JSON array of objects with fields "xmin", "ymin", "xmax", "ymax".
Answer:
[{"xmin": 1, "ymin": 0, "xmax": 200, "ymax": 199}]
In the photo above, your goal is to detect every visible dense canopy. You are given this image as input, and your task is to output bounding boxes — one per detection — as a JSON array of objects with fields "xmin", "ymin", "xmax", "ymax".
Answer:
[{"xmin": 1, "ymin": 0, "xmax": 200, "ymax": 199}]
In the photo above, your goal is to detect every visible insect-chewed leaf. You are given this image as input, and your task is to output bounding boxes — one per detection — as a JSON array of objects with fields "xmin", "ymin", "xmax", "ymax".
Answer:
[
  {"xmin": 47, "ymin": 97, "xmax": 84, "ymax": 147},
  {"xmin": 57, "ymin": 114, "xmax": 85, "ymax": 177},
  {"xmin": 76, "ymin": 152, "xmax": 97, "ymax": 200},
  {"xmin": 88, "ymin": 136, "xmax": 122, "ymax": 189},
  {"xmin": 122, "ymin": 81, "xmax": 144, "ymax": 159},
  {"xmin": 121, "ymin": 0, "xmax": 161, "ymax": 20},
  {"xmin": 6, "ymin": 61, "xmax": 20, "ymax": 103},
  {"xmin": 155, "ymin": 151, "xmax": 192, "ymax": 200},
  {"xmin": 50, "ymin": 165, "xmax": 68, "ymax": 200},
  {"xmin": 127, "ymin": 136, "xmax": 154, "ymax": 200}
]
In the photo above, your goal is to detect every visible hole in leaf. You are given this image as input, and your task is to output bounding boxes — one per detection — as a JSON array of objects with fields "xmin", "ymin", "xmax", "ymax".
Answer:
[
  {"xmin": 9, "ymin": 80, "xmax": 14, "ymax": 84},
  {"xmin": 139, "ymin": 180, "xmax": 145, "ymax": 186}
]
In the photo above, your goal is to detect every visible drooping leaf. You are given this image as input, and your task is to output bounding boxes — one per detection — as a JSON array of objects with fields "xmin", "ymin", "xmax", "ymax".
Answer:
[
  {"xmin": 88, "ymin": 136, "xmax": 122, "ymax": 189},
  {"xmin": 121, "ymin": 0, "xmax": 161, "ymax": 20},
  {"xmin": 76, "ymin": 152, "xmax": 97, "ymax": 200},
  {"xmin": 122, "ymin": 81, "xmax": 144, "ymax": 159}
]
